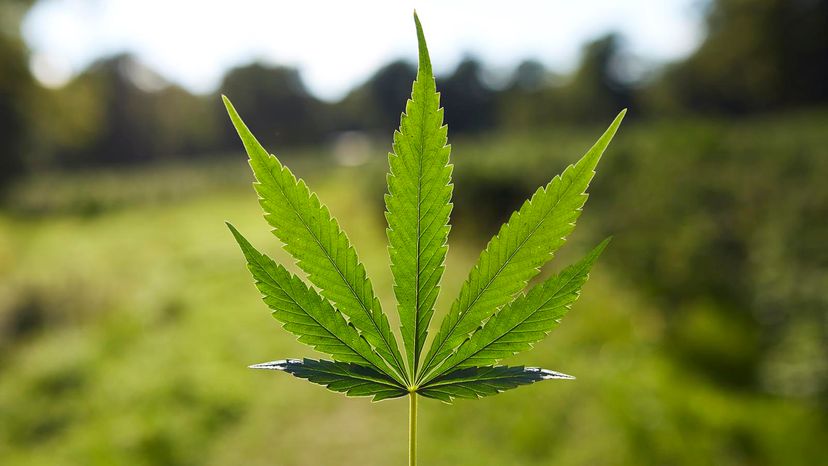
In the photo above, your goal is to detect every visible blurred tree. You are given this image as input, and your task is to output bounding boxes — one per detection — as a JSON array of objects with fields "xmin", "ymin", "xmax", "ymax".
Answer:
[
  {"xmin": 496, "ymin": 60, "xmax": 560, "ymax": 129},
  {"xmin": 366, "ymin": 60, "xmax": 417, "ymax": 132},
  {"xmin": 155, "ymin": 84, "xmax": 221, "ymax": 159},
  {"xmin": 438, "ymin": 57, "xmax": 496, "ymax": 133},
  {"xmin": 556, "ymin": 34, "xmax": 635, "ymax": 122},
  {"xmin": 219, "ymin": 63, "xmax": 328, "ymax": 148},
  {"xmin": 510, "ymin": 59, "xmax": 547, "ymax": 92},
  {"xmin": 652, "ymin": 0, "xmax": 828, "ymax": 114},
  {"xmin": 496, "ymin": 35, "xmax": 635, "ymax": 128},
  {"xmin": 70, "ymin": 55, "xmax": 160, "ymax": 165},
  {"xmin": 337, "ymin": 59, "xmax": 416, "ymax": 134},
  {"xmin": 0, "ymin": 0, "xmax": 35, "ymax": 194},
  {"xmin": 45, "ymin": 54, "xmax": 220, "ymax": 167}
]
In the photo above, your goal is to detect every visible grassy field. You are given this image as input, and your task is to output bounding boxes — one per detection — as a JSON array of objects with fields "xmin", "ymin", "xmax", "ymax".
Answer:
[{"xmin": 1, "ymin": 116, "xmax": 826, "ymax": 465}]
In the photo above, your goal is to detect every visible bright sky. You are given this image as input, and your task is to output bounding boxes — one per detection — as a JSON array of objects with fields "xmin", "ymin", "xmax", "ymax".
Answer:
[{"xmin": 22, "ymin": 0, "xmax": 704, "ymax": 100}]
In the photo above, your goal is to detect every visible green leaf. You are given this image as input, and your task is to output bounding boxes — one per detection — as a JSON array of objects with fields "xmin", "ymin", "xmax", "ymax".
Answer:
[
  {"xmin": 227, "ymin": 223, "xmax": 402, "ymax": 383},
  {"xmin": 424, "ymin": 239, "xmax": 609, "ymax": 383},
  {"xmin": 419, "ymin": 111, "xmax": 625, "ymax": 380},
  {"xmin": 418, "ymin": 365, "xmax": 573, "ymax": 403},
  {"xmin": 226, "ymin": 14, "xmax": 621, "ymax": 421},
  {"xmin": 250, "ymin": 359, "xmax": 408, "ymax": 402},
  {"xmin": 223, "ymin": 96, "xmax": 407, "ymax": 384},
  {"xmin": 385, "ymin": 13, "xmax": 453, "ymax": 379}
]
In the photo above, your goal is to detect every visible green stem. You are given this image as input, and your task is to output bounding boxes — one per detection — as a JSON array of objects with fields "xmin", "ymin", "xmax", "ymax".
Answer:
[{"xmin": 409, "ymin": 392, "xmax": 418, "ymax": 466}]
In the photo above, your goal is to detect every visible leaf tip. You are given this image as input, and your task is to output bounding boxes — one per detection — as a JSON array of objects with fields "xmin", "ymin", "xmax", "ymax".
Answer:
[
  {"xmin": 226, "ymin": 223, "xmax": 256, "ymax": 258},
  {"xmin": 225, "ymin": 221, "xmax": 241, "ymax": 238},
  {"xmin": 249, "ymin": 359, "xmax": 302, "ymax": 371},
  {"xmin": 612, "ymin": 108, "xmax": 627, "ymax": 129},
  {"xmin": 527, "ymin": 367, "xmax": 575, "ymax": 380},
  {"xmin": 413, "ymin": 10, "xmax": 431, "ymax": 73},
  {"xmin": 221, "ymin": 94, "xmax": 234, "ymax": 113},
  {"xmin": 595, "ymin": 236, "xmax": 613, "ymax": 254},
  {"xmin": 222, "ymin": 95, "xmax": 244, "ymax": 132}
]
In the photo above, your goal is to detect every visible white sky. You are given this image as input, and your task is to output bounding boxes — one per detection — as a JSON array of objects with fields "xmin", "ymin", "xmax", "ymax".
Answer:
[{"xmin": 22, "ymin": 0, "xmax": 705, "ymax": 100}]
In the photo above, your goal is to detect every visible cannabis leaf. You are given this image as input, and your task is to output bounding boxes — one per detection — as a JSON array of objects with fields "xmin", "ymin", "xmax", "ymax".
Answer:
[{"xmin": 223, "ymin": 11, "xmax": 624, "ymax": 465}]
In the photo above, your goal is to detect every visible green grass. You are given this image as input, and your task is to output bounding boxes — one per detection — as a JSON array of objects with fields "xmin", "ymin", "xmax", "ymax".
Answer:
[{"xmin": 1, "ymin": 116, "xmax": 826, "ymax": 464}]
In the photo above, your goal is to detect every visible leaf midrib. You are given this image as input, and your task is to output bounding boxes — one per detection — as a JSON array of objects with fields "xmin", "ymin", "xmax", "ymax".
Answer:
[
  {"xmin": 296, "ymin": 364, "xmax": 405, "ymax": 390},
  {"xmin": 410, "ymin": 76, "xmax": 434, "ymax": 378},
  {"xmin": 422, "ymin": 369, "xmax": 532, "ymax": 389}
]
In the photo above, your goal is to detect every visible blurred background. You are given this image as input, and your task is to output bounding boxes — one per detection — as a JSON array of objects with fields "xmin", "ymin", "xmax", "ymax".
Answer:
[{"xmin": 1, "ymin": 0, "xmax": 826, "ymax": 464}]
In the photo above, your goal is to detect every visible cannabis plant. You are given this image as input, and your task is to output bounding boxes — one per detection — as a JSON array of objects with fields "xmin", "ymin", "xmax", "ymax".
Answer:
[{"xmin": 223, "ymin": 12, "xmax": 624, "ymax": 465}]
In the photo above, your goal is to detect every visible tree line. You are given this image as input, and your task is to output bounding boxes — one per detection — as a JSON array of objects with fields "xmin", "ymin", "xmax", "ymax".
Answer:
[{"xmin": 2, "ymin": 0, "xmax": 827, "ymax": 188}]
